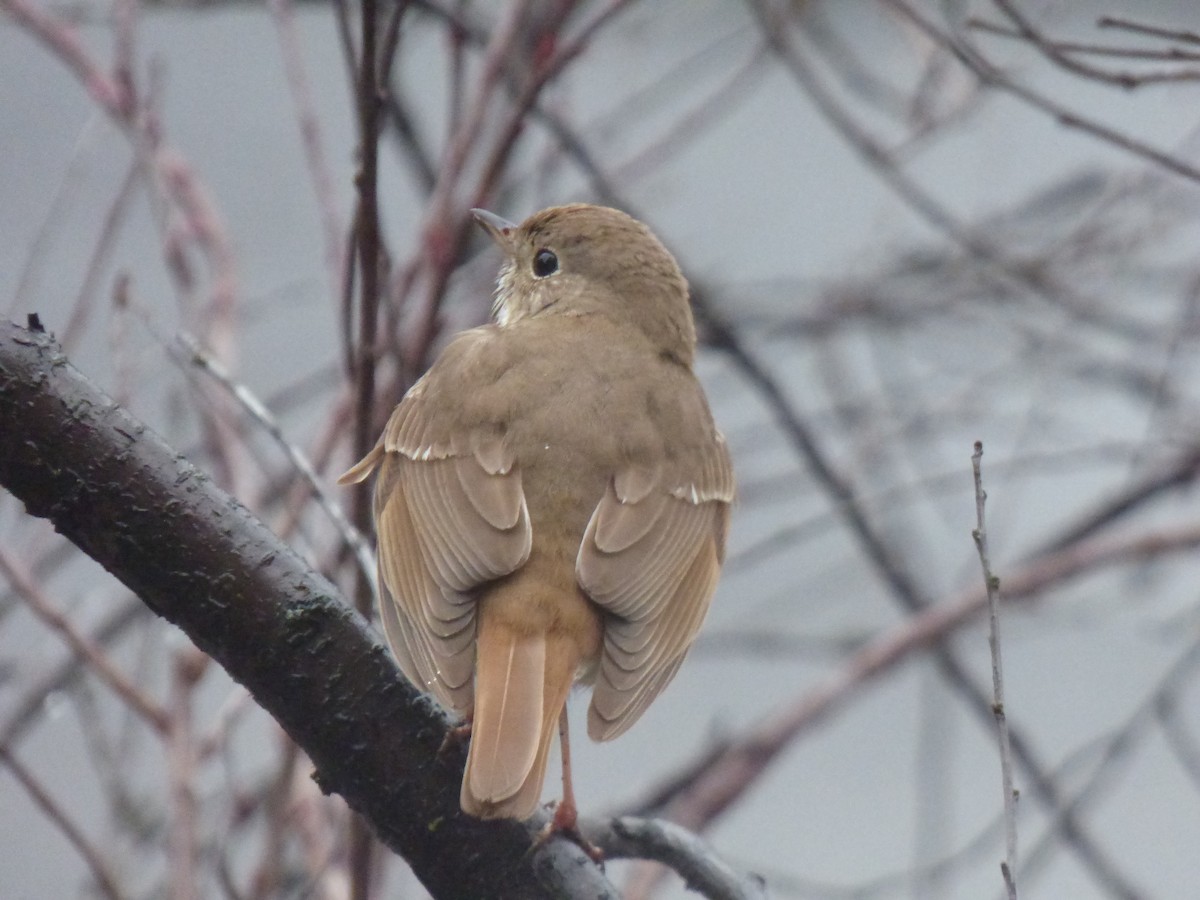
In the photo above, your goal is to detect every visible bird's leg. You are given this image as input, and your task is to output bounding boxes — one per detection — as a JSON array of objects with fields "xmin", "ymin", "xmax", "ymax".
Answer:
[
  {"xmin": 533, "ymin": 708, "xmax": 604, "ymax": 863},
  {"xmin": 553, "ymin": 706, "xmax": 580, "ymax": 832},
  {"xmin": 438, "ymin": 713, "xmax": 472, "ymax": 760}
]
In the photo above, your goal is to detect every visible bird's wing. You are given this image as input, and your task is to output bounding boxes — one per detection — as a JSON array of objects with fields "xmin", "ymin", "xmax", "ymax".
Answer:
[
  {"xmin": 339, "ymin": 342, "xmax": 531, "ymax": 713},
  {"xmin": 577, "ymin": 429, "xmax": 733, "ymax": 741}
]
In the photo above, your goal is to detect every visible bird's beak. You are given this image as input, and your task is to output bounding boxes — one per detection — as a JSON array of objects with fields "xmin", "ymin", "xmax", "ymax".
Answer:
[{"xmin": 471, "ymin": 208, "xmax": 518, "ymax": 254}]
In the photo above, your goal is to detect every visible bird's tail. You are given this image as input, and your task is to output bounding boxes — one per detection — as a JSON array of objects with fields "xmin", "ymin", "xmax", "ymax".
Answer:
[{"xmin": 461, "ymin": 588, "xmax": 579, "ymax": 820}]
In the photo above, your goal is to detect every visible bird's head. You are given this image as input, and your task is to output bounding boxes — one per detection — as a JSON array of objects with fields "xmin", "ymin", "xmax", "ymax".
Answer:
[{"xmin": 472, "ymin": 204, "xmax": 696, "ymax": 366}]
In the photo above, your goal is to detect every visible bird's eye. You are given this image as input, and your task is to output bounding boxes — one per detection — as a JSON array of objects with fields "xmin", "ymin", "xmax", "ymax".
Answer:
[{"xmin": 532, "ymin": 249, "xmax": 559, "ymax": 278}]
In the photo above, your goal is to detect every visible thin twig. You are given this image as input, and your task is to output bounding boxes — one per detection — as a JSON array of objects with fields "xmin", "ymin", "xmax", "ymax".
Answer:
[
  {"xmin": 0, "ymin": 743, "xmax": 124, "ymax": 900},
  {"xmin": 625, "ymin": 509, "xmax": 1197, "ymax": 896},
  {"xmin": 2, "ymin": 0, "xmax": 250, "ymax": 495},
  {"xmin": 348, "ymin": 2, "xmax": 384, "ymax": 895},
  {"xmin": 268, "ymin": 0, "xmax": 348, "ymax": 309},
  {"xmin": 1158, "ymin": 696, "xmax": 1200, "ymax": 793},
  {"xmin": 247, "ymin": 734, "xmax": 302, "ymax": 898},
  {"xmin": 62, "ymin": 161, "xmax": 140, "ymax": 351},
  {"xmin": 971, "ymin": 441, "xmax": 1018, "ymax": 900},
  {"xmin": 9, "ymin": 114, "xmax": 108, "ymax": 320},
  {"xmin": 0, "ymin": 0, "xmax": 132, "ymax": 111},
  {"xmin": 0, "ymin": 547, "xmax": 169, "ymax": 733},
  {"xmin": 377, "ymin": 0, "xmax": 411, "ymax": 85},
  {"xmin": 1098, "ymin": 16, "xmax": 1200, "ymax": 46},
  {"xmin": 985, "ymin": 1, "xmax": 1200, "ymax": 88},
  {"xmin": 746, "ymin": 0, "xmax": 1148, "ymax": 340},
  {"xmin": 969, "ymin": 18, "xmax": 1200, "ymax": 63},
  {"xmin": 405, "ymin": 0, "xmax": 635, "ymax": 368},
  {"xmin": 351, "ymin": 0, "xmax": 384, "ymax": 560},
  {"xmin": 881, "ymin": 0, "xmax": 1200, "ymax": 185},
  {"xmin": 470, "ymin": 0, "xmax": 636, "ymax": 208},
  {"xmin": 585, "ymin": 816, "xmax": 767, "ymax": 900},
  {"xmin": 399, "ymin": 0, "xmax": 536, "ymax": 373},
  {"xmin": 1018, "ymin": 638, "xmax": 1200, "ymax": 887},
  {"xmin": 172, "ymin": 333, "xmax": 377, "ymax": 593},
  {"xmin": 0, "ymin": 596, "xmax": 147, "ymax": 747},
  {"xmin": 167, "ymin": 646, "xmax": 206, "ymax": 900}
]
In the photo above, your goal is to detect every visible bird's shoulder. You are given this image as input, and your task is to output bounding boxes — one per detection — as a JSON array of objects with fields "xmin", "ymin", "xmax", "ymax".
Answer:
[{"xmin": 381, "ymin": 316, "xmax": 731, "ymax": 501}]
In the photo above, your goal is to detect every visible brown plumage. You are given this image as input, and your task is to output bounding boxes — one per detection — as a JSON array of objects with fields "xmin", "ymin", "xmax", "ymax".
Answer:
[{"xmin": 340, "ymin": 204, "xmax": 733, "ymax": 828}]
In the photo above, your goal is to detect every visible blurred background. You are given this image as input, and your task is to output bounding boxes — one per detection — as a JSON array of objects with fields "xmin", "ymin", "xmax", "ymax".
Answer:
[{"xmin": 4, "ymin": 0, "xmax": 1200, "ymax": 897}]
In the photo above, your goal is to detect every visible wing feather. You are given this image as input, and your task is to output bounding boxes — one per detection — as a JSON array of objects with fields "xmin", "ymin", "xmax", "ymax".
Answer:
[
  {"xmin": 375, "ymin": 470, "xmax": 475, "ymax": 710},
  {"xmin": 455, "ymin": 453, "xmax": 526, "ymax": 531},
  {"xmin": 579, "ymin": 432, "xmax": 733, "ymax": 742},
  {"xmin": 376, "ymin": 447, "xmax": 530, "ymax": 713},
  {"xmin": 340, "ymin": 337, "xmax": 532, "ymax": 714},
  {"xmin": 588, "ymin": 538, "xmax": 719, "ymax": 737}
]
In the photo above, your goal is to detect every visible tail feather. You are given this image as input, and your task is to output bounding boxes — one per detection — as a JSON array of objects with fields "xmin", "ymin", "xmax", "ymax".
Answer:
[
  {"xmin": 463, "ymin": 625, "xmax": 544, "ymax": 812},
  {"xmin": 462, "ymin": 608, "xmax": 579, "ymax": 820}
]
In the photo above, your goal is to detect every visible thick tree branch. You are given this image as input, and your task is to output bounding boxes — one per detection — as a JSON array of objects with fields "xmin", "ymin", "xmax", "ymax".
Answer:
[{"xmin": 0, "ymin": 319, "xmax": 614, "ymax": 900}]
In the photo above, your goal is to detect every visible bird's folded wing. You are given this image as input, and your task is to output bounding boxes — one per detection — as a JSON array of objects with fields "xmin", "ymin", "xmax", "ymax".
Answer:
[
  {"xmin": 577, "ymin": 434, "xmax": 733, "ymax": 741},
  {"xmin": 339, "ymin": 377, "xmax": 531, "ymax": 713}
]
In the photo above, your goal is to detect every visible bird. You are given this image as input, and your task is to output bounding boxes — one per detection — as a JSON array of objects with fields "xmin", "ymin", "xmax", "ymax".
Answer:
[{"xmin": 339, "ymin": 203, "xmax": 733, "ymax": 845}]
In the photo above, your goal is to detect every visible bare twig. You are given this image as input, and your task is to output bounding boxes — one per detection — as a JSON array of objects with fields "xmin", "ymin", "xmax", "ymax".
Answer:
[
  {"xmin": 881, "ymin": 0, "xmax": 1200, "ymax": 185},
  {"xmin": 0, "ymin": 0, "xmax": 132, "ymax": 112},
  {"xmin": 61, "ymin": 161, "xmax": 139, "ymax": 352},
  {"xmin": 348, "ymin": 0, "xmax": 384, "ymax": 566},
  {"xmin": 694, "ymin": 290, "xmax": 1149, "ymax": 898},
  {"xmin": 172, "ymin": 332, "xmax": 377, "ymax": 592},
  {"xmin": 969, "ymin": 18, "xmax": 1200, "ymax": 63},
  {"xmin": 9, "ymin": 114, "xmax": 109, "ymax": 321},
  {"xmin": 1018, "ymin": 638, "xmax": 1200, "ymax": 887},
  {"xmin": 1034, "ymin": 443, "xmax": 1200, "ymax": 555},
  {"xmin": 398, "ymin": 0, "xmax": 537, "ymax": 373},
  {"xmin": 0, "ymin": 743, "xmax": 124, "ymax": 900},
  {"xmin": 0, "ymin": 596, "xmax": 147, "ymax": 747},
  {"xmin": 2, "ymin": 0, "xmax": 249, "ymax": 497},
  {"xmin": 167, "ymin": 646, "xmax": 206, "ymax": 900},
  {"xmin": 268, "ymin": 0, "xmax": 348, "ymax": 308},
  {"xmin": 970, "ymin": 442, "xmax": 1018, "ymax": 900},
  {"xmin": 0, "ymin": 547, "xmax": 169, "ymax": 733},
  {"xmin": 348, "ymin": 1, "xmax": 386, "ymax": 894},
  {"xmin": 1099, "ymin": 16, "xmax": 1200, "ymax": 46},
  {"xmin": 377, "ymin": 0, "xmax": 411, "ymax": 85},
  {"xmin": 247, "ymin": 733, "xmax": 302, "ymax": 899},
  {"xmin": 403, "ymin": 0, "xmax": 636, "ymax": 375},
  {"xmin": 585, "ymin": 816, "xmax": 767, "ymax": 900},
  {"xmin": 982, "ymin": 1, "xmax": 1200, "ymax": 88},
  {"xmin": 626, "ymin": 514, "xmax": 1199, "ymax": 896},
  {"xmin": 746, "ymin": 0, "xmax": 1154, "ymax": 340},
  {"xmin": 1158, "ymin": 696, "xmax": 1200, "ymax": 793}
]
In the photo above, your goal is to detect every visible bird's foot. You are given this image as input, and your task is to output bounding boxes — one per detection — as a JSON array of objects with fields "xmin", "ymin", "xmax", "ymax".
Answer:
[
  {"xmin": 438, "ymin": 721, "xmax": 472, "ymax": 760},
  {"xmin": 532, "ymin": 799, "xmax": 605, "ymax": 865}
]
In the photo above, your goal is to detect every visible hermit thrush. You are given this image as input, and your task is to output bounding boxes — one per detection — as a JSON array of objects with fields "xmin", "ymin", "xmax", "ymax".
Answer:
[{"xmin": 340, "ymin": 204, "xmax": 733, "ymax": 839}]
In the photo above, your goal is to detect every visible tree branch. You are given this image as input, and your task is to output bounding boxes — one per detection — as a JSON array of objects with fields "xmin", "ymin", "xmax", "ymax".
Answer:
[
  {"xmin": 586, "ymin": 815, "xmax": 767, "ymax": 900},
  {"xmin": 0, "ymin": 318, "xmax": 615, "ymax": 900}
]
